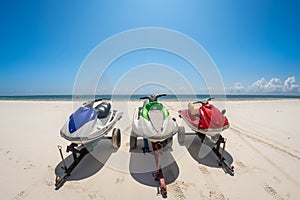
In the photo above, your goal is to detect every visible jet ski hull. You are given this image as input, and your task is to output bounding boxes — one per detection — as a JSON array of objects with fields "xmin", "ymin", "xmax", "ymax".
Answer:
[
  {"xmin": 131, "ymin": 107, "xmax": 178, "ymax": 142},
  {"xmin": 60, "ymin": 110, "xmax": 123, "ymax": 144},
  {"xmin": 178, "ymin": 109, "xmax": 229, "ymax": 136}
]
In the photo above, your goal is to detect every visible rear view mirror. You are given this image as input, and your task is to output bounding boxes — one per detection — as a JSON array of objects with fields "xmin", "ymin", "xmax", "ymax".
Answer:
[{"xmin": 222, "ymin": 109, "xmax": 226, "ymax": 115}]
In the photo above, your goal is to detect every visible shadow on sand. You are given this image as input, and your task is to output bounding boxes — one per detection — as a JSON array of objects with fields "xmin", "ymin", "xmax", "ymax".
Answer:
[
  {"xmin": 183, "ymin": 133, "xmax": 234, "ymax": 173},
  {"xmin": 55, "ymin": 139, "xmax": 117, "ymax": 189},
  {"xmin": 129, "ymin": 139, "xmax": 179, "ymax": 195}
]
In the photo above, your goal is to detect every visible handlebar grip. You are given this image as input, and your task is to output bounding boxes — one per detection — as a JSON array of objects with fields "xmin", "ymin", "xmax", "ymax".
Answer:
[
  {"xmin": 207, "ymin": 97, "xmax": 214, "ymax": 101},
  {"xmin": 193, "ymin": 101, "xmax": 204, "ymax": 104},
  {"xmin": 140, "ymin": 97, "xmax": 149, "ymax": 100}
]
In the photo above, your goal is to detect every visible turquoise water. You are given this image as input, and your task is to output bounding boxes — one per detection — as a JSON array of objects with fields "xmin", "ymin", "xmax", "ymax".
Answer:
[{"xmin": 0, "ymin": 94, "xmax": 299, "ymax": 101}]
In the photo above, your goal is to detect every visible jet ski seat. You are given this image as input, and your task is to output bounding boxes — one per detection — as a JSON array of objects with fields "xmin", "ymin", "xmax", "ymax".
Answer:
[
  {"xmin": 95, "ymin": 102, "xmax": 111, "ymax": 119},
  {"xmin": 188, "ymin": 102, "xmax": 201, "ymax": 116}
]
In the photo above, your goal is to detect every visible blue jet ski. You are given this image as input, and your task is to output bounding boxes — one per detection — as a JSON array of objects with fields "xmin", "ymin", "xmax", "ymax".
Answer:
[
  {"xmin": 60, "ymin": 98, "xmax": 123, "ymax": 145},
  {"xmin": 55, "ymin": 98, "xmax": 123, "ymax": 188}
]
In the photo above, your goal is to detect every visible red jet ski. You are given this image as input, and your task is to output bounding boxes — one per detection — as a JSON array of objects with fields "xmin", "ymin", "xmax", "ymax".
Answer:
[
  {"xmin": 178, "ymin": 97, "xmax": 229, "ymax": 137},
  {"xmin": 178, "ymin": 97, "xmax": 234, "ymax": 174}
]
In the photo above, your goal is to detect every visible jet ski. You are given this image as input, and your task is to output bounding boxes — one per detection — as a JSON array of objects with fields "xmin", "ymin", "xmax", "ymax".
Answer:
[
  {"xmin": 130, "ymin": 94, "xmax": 184, "ymax": 145},
  {"xmin": 130, "ymin": 94, "xmax": 185, "ymax": 196},
  {"xmin": 55, "ymin": 98, "xmax": 123, "ymax": 188},
  {"xmin": 60, "ymin": 98, "xmax": 123, "ymax": 145},
  {"xmin": 178, "ymin": 97, "xmax": 234, "ymax": 174},
  {"xmin": 178, "ymin": 97, "xmax": 229, "ymax": 138}
]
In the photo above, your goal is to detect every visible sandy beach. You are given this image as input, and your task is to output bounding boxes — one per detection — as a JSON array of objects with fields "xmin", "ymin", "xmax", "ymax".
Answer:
[{"xmin": 1, "ymin": 99, "xmax": 300, "ymax": 200}]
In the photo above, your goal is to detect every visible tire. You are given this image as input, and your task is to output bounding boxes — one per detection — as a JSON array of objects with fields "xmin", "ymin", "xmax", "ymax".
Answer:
[
  {"xmin": 112, "ymin": 128, "xmax": 121, "ymax": 148},
  {"xmin": 177, "ymin": 126, "xmax": 185, "ymax": 145},
  {"xmin": 130, "ymin": 135, "xmax": 137, "ymax": 149}
]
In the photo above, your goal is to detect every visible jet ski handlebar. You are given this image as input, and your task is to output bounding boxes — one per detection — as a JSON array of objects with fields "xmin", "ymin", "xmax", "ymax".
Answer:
[
  {"xmin": 83, "ymin": 98, "xmax": 111, "ymax": 106},
  {"xmin": 95, "ymin": 98, "xmax": 103, "ymax": 102},
  {"xmin": 140, "ymin": 94, "xmax": 167, "ymax": 102},
  {"xmin": 193, "ymin": 97, "xmax": 214, "ymax": 105}
]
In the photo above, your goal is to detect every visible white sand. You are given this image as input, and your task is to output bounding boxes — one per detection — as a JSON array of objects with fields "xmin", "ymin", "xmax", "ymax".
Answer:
[{"xmin": 0, "ymin": 99, "xmax": 300, "ymax": 199}]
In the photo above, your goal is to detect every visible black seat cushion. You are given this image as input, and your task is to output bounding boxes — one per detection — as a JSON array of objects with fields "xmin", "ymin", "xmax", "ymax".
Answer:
[{"xmin": 95, "ymin": 102, "xmax": 111, "ymax": 118}]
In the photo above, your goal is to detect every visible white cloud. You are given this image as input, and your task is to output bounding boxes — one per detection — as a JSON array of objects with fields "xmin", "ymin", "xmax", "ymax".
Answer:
[
  {"xmin": 228, "ymin": 82, "xmax": 245, "ymax": 93},
  {"xmin": 283, "ymin": 76, "xmax": 299, "ymax": 92},
  {"xmin": 267, "ymin": 77, "xmax": 282, "ymax": 92},
  {"xmin": 229, "ymin": 76, "xmax": 300, "ymax": 94},
  {"xmin": 249, "ymin": 77, "xmax": 283, "ymax": 93},
  {"xmin": 249, "ymin": 78, "xmax": 267, "ymax": 92}
]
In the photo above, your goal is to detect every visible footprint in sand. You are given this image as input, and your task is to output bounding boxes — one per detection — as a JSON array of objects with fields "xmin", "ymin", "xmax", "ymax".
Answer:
[
  {"xmin": 169, "ymin": 180, "xmax": 195, "ymax": 200},
  {"xmin": 234, "ymin": 161, "xmax": 248, "ymax": 174},
  {"xmin": 4, "ymin": 150, "xmax": 14, "ymax": 160},
  {"xmin": 13, "ymin": 190, "xmax": 26, "ymax": 200},
  {"xmin": 198, "ymin": 169, "xmax": 228, "ymax": 200},
  {"xmin": 264, "ymin": 184, "xmax": 284, "ymax": 200},
  {"xmin": 198, "ymin": 166, "xmax": 210, "ymax": 174},
  {"xmin": 235, "ymin": 161, "xmax": 246, "ymax": 169},
  {"xmin": 88, "ymin": 193, "xmax": 105, "ymax": 200},
  {"xmin": 115, "ymin": 176, "xmax": 124, "ymax": 184},
  {"xmin": 169, "ymin": 181, "xmax": 186, "ymax": 200},
  {"xmin": 209, "ymin": 190, "xmax": 227, "ymax": 200},
  {"xmin": 45, "ymin": 179, "xmax": 54, "ymax": 187},
  {"xmin": 23, "ymin": 161, "xmax": 35, "ymax": 170}
]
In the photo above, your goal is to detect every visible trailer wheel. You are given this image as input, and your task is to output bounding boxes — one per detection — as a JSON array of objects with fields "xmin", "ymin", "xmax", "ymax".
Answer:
[
  {"xmin": 177, "ymin": 126, "xmax": 185, "ymax": 145},
  {"xmin": 112, "ymin": 128, "xmax": 121, "ymax": 148},
  {"xmin": 130, "ymin": 134, "xmax": 137, "ymax": 149}
]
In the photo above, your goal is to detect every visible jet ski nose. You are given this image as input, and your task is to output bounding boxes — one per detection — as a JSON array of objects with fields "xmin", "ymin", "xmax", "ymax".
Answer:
[{"xmin": 148, "ymin": 110, "xmax": 164, "ymax": 132}]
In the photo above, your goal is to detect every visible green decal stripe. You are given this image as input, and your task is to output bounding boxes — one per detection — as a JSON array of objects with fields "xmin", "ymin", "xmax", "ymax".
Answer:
[
  {"xmin": 141, "ymin": 107, "xmax": 150, "ymax": 121},
  {"xmin": 140, "ymin": 101, "xmax": 169, "ymax": 120},
  {"xmin": 162, "ymin": 107, "xmax": 169, "ymax": 119}
]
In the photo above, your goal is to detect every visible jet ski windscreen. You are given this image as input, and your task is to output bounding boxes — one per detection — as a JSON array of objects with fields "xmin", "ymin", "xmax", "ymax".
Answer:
[{"xmin": 68, "ymin": 106, "xmax": 97, "ymax": 133}]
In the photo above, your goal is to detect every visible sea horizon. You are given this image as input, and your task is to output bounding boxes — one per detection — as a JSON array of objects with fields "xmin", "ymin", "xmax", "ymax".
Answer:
[{"xmin": 0, "ymin": 94, "xmax": 299, "ymax": 101}]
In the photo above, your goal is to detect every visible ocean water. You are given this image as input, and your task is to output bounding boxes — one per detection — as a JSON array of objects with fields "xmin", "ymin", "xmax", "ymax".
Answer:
[{"xmin": 0, "ymin": 94, "xmax": 299, "ymax": 101}]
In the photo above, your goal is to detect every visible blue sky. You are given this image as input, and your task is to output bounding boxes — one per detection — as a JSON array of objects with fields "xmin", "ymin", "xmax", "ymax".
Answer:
[{"xmin": 0, "ymin": 0, "xmax": 299, "ymax": 95}]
